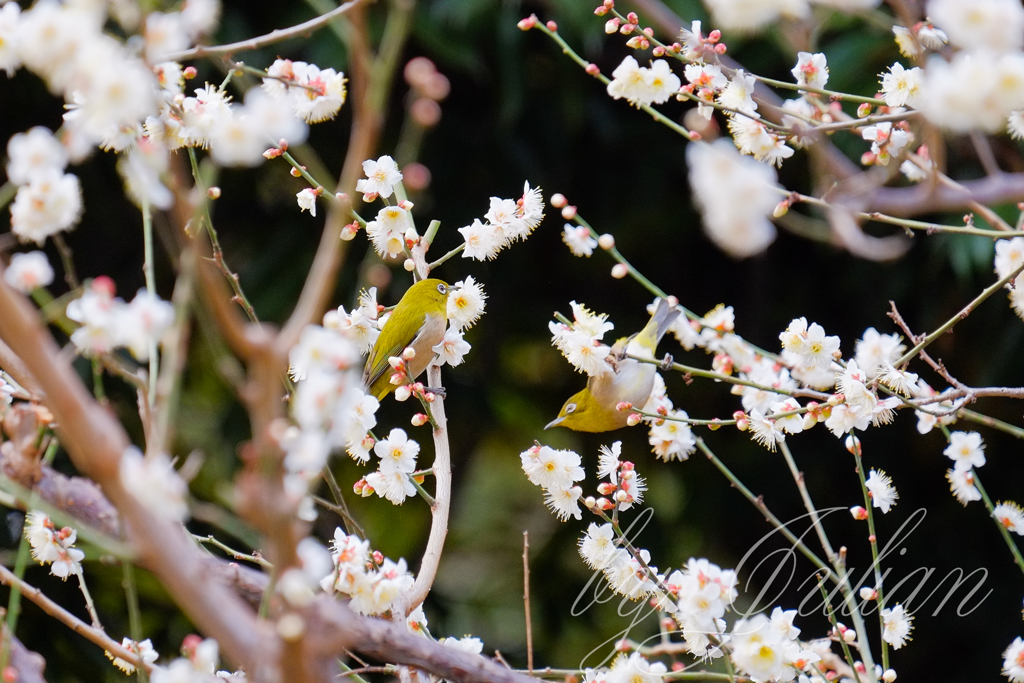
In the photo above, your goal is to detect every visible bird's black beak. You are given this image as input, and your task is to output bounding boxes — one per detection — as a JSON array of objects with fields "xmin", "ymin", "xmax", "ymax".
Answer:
[{"xmin": 544, "ymin": 416, "xmax": 564, "ymax": 430}]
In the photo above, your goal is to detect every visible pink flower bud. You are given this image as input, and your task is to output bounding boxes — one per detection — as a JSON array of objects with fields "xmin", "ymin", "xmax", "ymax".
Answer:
[
  {"xmin": 852, "ymin": 658, "xmax": 865, "ymax": 669},
  {"xmin": 688, "ymin": 131, "xmax": 702, "ymax": 141},
  {"xmin": 850, "ymin": 505, "xmax": 868, "ymax": 520},
  {"xmin": 517, "ymin": 16, "xmax": 537, "ymax": 30},
  {"xmin": 594, "ymin": 5, "xmax": 608, "ymax": 16},
  {"xmin": 626, "ymin": 12, "xmax": 638, "ymax": 22},
  {"xmin": 411, "ymin": 413, "xmax": 429, "ymax": 426},
  {"xmin": 550, "ymin": 193, "xmax": 567, "ymax": 208},
  {"xmin": 643, "ymin": 27, "xmax": 653, "ymax": 37},
  {"xmin": 845, "ymin": 435, "xmax": 862, "ymax": 456},
  {"xmin": 625, "ymin": 36, "xmax": 644, "ymax": 49},
  {"xmin": 859, "ymin": 586, "xmax": 877, "ymax": 601},
  {"xmin": 290, "ymin": 167, "xmax": 302, "ymax": 177},
  {"xmin": 605, "ymin": 17, "xmax": 620, "ymax": 33},
  {"xmin": 395, "ymin": 385, "xmax": 412, "ymax": 401},
  {"xmin": 361, "ymin": 434, "xmax": 375, "ymax": 450},
  {"xmin": 183, "ymin": 66, "xmax": 198, "ymax": 79},
  {"xmin": 372, "ymin": 550, "xmax": 384, "ymax": 564},
  {"xmin": 597, "ymin": 497, "xmax": 615, "ymax": 510},
  {"xmin": 653, "ymin": 45, "xmax": 665, "ymax": 57},
  {"xmin": 207, "ymin": 186, "xmax": 221, "ymax": 199},
  {"xmin": 424, "ymin": 392, "xmax": 436, "ymax": 402},
  {"xmin": 263, "ymin": 147, "xmax": 282, "ymax": 159},
  {"xmin": 708, "ymin": 29, "xmax": 721, "ymax": 42},
  {"xmin": 597, "ymin": 482, "xmax": 616, "ymax": 495},
  {"xmin": 561, "ymin": 205, "xmax": 577, "ymax": 220},
  {"xmin": 341, "ymin": 223, "xmax": 359, "ymax": 241},
  {"xmin": 773, "ymin": 200, "xmax": 789, "ymax": 218},
  {"xmin": 857, "ymin": 102, "xmax": 872, "ymax": 118},
  {"xmin": 611, "ymin": 264, "xmax": 628, "ymax": 279},
  {"xmin": 615, "ymin": 401, "xmax": 632, "ymax": 412},
  {"xmin": 603, "ymin": 0, "xmax": 614, "ymax": 8},
  {"xmin": 626, "ymin": 413, "xmax": 642, "ymax": 426},
  {"xmin": 714, "ymin": 43, "xmax": 727, "ymax": 54},
  {"xmin": 546, "ymin": 20, "xmax": 558, "ymax": 31}
]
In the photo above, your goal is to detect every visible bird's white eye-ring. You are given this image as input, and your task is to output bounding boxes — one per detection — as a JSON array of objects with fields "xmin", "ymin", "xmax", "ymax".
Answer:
[
  {"xmin": 437, "ymin": 283, "xmax": 447, "ymax": 295},
  {"xmin": 566, "ymin": 403, "xmax": 576, "ymax": 414}
]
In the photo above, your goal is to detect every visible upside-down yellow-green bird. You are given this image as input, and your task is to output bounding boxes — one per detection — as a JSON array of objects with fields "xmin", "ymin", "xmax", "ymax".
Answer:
[
  {"xmin": 362, "ymin": 278, "xmax": 450, "ymax": 400},
  {"xmin": 546, "ymin": 298, "xmax": 680, "ymax": 432}
]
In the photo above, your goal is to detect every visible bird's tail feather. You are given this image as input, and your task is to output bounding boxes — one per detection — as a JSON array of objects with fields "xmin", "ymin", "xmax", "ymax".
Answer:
[{"xmin": 633, "ymin": 298, "xmax": 682, "ymax": 352}]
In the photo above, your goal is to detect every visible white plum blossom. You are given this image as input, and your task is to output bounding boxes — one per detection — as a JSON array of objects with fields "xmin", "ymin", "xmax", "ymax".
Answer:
[
  {"xmin": 792, "ymin": 52, "xmax": 829, "ymax": 90},
  {"xmin": 432, "ymin": 328, "xmax": 471, "ymax": 367},
  {"xmin": 6, "ymin": 126, "xmax": 68, "ymax": 185},
  {"xmin": 866, "ymin": 469, "xmax": 898, "ymax": 513},
  {"xmin": 563, "ymin": 224, "xmax": 598, "ymax": 257},
  {"xmin": 321, "ymin": 529, "xmax": 414, "ymax": 615},
  {"xmin": 355, "ymin": 155, "xmax": 402, "ymax": 200},
  {"xmin": 296, "ymin": 188, "xmax": 318, "ymax": 217},
  {"xmin": 263, "ymin": 59, "xmax": 347, "ymax": 124},
  {"xmin": 606, "ymin": 56, "xmax": 681, "ymax": 107},
  {"xmin": 944, "ymin": 431, "xmax": 986, "ymax": 472},
  {"xmin": 366, "ymin": 205, "xmax": 412, "ymax": 258},
  {"xmin": 730, "ymin": 614, "xmax": 788, "ymax": 681},
  {"xmin": 4, "ymin": 251, "xmax": 54, "ymax": 293},
  {"xmin": 861, "ymin": 122, "xmax": 912, "ymax": 165},
  {"xmin": 24, "ymin": 511, "xmax": 85, "ymax": 579},
  {"xmin": 1004, "ymin": 637, "xmax": 1024, "ymax": 683},
  {"xmin": 923, "ymin": 52, "xmax": 1024, "ymax": 133},
  {"xmin": 727, "ymin": 115, "xmax": 795, "ymax": 167},
  {"xmin": 579, "ymin": 523, "xmax": 617, "ymax": 570},
  {"xmin": 718, "ymin": 70, "xmax": 758, "ymax": 115},
  {"xmin": 780, "ymin": 318, "xmax": 840, "ymax": 370},
  {"xmin": 447, "ymin": 276, "xmax": 487, "ymax": 331},
  {"xmin": 881, "ymin": 604, "xmax": 913, "ymax": 649},
  {"xmin": 458, "ymin": 184, "xmax": 544, "ymax": 260},
  {"xmin": 109, "ymin": 638, "xmax": 159, "ymax": 675},
  {"xmin": 119, "ymin": 447, "xmax": 190, "ymax": 522},
  {"xmin": 946, "ymin": 468, "xmax": 982, "ymax": 505},
  {"xmin": 855, "ymin": 328, "xmax": 905, "ymax": 378},
  {"xmin": 749, "ymin": 409, "xmax": 785, "ymax": 451},
  {"xmin": 0, "ymin": 2, "xmax": 21, "ymax": 77},
  {"xmin": 549, "ymin": 301, "xmax": 613, "ymax": 377},
  {"xmin": 702, "ymin": 0, "xmax": 809, "ymax": 33},
  {"xmin": 10, "ymin": 169, "xmax": 82, "ymax": 244},
  {"xmin": 927, "ymin": 0, "xmax": 1024, "ymax": 53},
  {"xmin": 119, "ymin": 289, "xmax": 175, "ymax": 361},
  {"xmin": 994, "ymin": 502, "xmax": 1024, "ymax": 535},
  {"xmin": 687, "ymin": 140, "xmax": 780, "ymax": 259},
  {"xmin": 521, "ymin": 444, "xmax": 585, "ymax": 521},
  {"xmin": 880, "ymin": 63, "xmax": 924, "ymax": 108}
]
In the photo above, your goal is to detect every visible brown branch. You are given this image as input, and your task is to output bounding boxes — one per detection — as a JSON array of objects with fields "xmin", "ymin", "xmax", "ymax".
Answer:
[
  {"xmin": 0, "ymin": 565, "xmax": 150, "ymax": 673},
  {"xmin": 871, "ymin": 168, "xmax": 1024, "ymax": 217},
  {"xmin": 0, "ymin": 337, "xmax": 44, "ymax": 399},
  {"xmin": 167, "ymin": 0, "xmax": 367, "ymax": 61},
  {"xmin": 0, "ymin": 275, "xmax": 276, "ymax": 677},
  {"xmin": 312, "ymin": 601, "xmax": 538, "ymax": 683}
]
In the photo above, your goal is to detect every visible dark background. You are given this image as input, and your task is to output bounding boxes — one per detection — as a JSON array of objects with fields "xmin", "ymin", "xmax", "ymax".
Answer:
[{"xmin": 2, "ymin": 0, "xmax": 1023, "ymax": 680}]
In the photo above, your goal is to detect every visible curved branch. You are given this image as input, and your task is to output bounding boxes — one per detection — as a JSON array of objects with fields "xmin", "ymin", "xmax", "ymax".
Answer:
[
  {"xmin": 398, "ymin": 363, "xmax": 451, "ymax": 617},
  {"xmin": 167, "ymin": 0, "xmax": 366, "ymax": 61}
]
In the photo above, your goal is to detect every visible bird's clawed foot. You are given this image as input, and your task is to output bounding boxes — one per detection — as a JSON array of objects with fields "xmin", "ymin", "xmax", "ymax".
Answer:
[{"xmin": 660, "ymin": 353, "xmax": 674, "ymax": 371}]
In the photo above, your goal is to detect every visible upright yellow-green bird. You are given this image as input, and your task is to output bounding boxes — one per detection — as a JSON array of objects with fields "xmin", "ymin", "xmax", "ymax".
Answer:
[
  {"xmin": 362, "ymin": 278, "xmax": 450, "ymax": 400},
  {"xmin": 546, "ymin": 299, "xmax": 680, "ymax": 432}
]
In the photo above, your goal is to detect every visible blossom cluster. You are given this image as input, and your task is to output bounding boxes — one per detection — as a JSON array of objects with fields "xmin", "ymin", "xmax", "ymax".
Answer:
[
  {"xmin": 24, "ymin": 511, "xmax": 85, "ymax": 579},
  {"xmin": 319, "ymin": 528, "xmax": 415, "ymax": 616},
  {"xmin": 549, "ymin": 301, "xmax": 614, "ymax": 377},
  {"xmin": 520, "ymin": 444, "xmax": 585, "ymax": 521},
  {"xmin": 457, "ymin": 182, "xmax": 545, "ymax": 261},
  {"xmin": 66, "ymin": 278, "xmax": 174, "ymax": 362},
  {"xmin": 5, "ymin": 126, "xmax": 82, "ymax": 244}
]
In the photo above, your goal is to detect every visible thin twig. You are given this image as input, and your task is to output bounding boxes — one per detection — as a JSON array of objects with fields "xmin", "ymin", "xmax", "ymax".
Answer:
[
  {"xmin": 522, "ymin": 531, "xmax": 533, "ymax": 674},
  {"xmin": 167, "ymin": 0, "xmax": 366, "ymax": 60}
]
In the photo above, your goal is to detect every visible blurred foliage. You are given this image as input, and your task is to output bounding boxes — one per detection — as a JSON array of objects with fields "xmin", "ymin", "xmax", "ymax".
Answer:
[{"xmin": 2, "ymin": 0, "xmax": 1024, "ymax": 681}]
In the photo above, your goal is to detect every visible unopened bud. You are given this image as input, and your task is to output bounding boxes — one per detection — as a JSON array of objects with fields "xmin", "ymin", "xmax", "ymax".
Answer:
[
  {"xmin": 403, "ymin": 258, "xmax": 416, "ymax": 271},
  {"xmin": 868, "ymin": 534, "xmax": 876, "ymax": 543},
  {"xmin": 290, "ymin": 166, "xmax": 303, "ymax": 177},
  {"xmin": 411, "ymin": 413, "xmax": 429, "ymax": 427},
  {"xmin": 861, "ymin": 151, "xmax": 876, "ymax": 166},
  {"xmin": 517, "ymin": 16, "xmax": 537, "ymax": 30},
  {"xmin": 773, "ymin": 200, "xmax": 789, "ymax": 218},
  {"xmin": 424, "ymin": 392, "xmax": 436, "ymax": 402},
  {"xmin": 708, "ymin": 418, "xmax": 722, "ymax": 431},
  {"xmin": 550, "ymin": 193, "xmax": 567, "ymax": 208},
  {"xmin": 857, "ymin": 102, "xmax": 873, "ymax": 118},
  {"xmin": 845, "ymin": 434, "xmax": 862, "ymax": 456},
  {"xmin": 183, "ymin": 66, "xmax": 198, "ymax": 79},
  {"xmin": 882, "ymin": 669, "xmax": 897, "ymax": 683},
  {"xmin": 853, "ymin": 659, "xmax": 865, "ymax": 670},
  {"xmin": 361, "ymin": 434, "xmax": 375, "ymax": 450},
  {"xmin": 594, "ymin": 5, "xmax": 608, "ymax": 16},
  {"xmin": 850, "ymin": 505, "xmax": 868, "ymax": 520},
  {"xmin": 843, "ymin": 630, "xmax": 858, "ymax": 644},
  {"xmin": 605, "ymin": 17, "xmax": 620, "ymax": 33},
  {"xmin": 263, "ymin": 147, "xmax": 283, "ymax": 159},
  {"xmin": 859, "ymin": 586, "xmax": 878, "ymax": 601},
  {"xmin": 626, "ymin": 413, "xmax": 642, "ymax": 426},
  {"xmin": 653, "ymin": 46, "xmax": 665, "ymax": 56},
  {"xmin": 597, "ymin": 497, "xmax": 615, "ymax": 510},
  {"xmin": 597, "ymin": 482, "xmax": 616, "ymax": 495},
  {"xmin": 611, "ymin": 263, "xmax": 628, "ymax": 279},
  {"xmin": 598, "ymin": 234, "xmax": 615, "ymax": 250},
  {"xmin": 395, "ymin": 385, "xmax": 412, "ymax": 401},
  {"xmin": 615, "ymin": 490, "xmax": 629, "ymax": 503},
  {"xmin": 546, "ymin": 20, "xmax": 558, "ymax": 31},
  {"xmin": 802, "ymin": 414, "xmax": 817, "ymax": 430},
  {"xmin": 207, "ymin": 186, "xmax": 221, "ymax": 200},
  {"xmin": 688, "ymin": 131, "xmax": 702, "ymax": 141},
  {"xmin": 616, "ymin": 401, "xmax": 632, "ymax": 412},
  {"xmin": 620, "ymin": 22, "xmax": 634, "ymax": 35},
  {"xmin": 625, "ymin": 35, "xmax": 644, "ymax": 49},
  {"xmin": 584, "ymin": 496, "xmax": 597, "ymax": 508},
  {"xmin": 714, "ymin": 43, "xmax": 727, "ymax": 54},
  {"xmin": 561, "ymin": 205, "xmax": 577, "ymax": 220},
  {"xmin": 626, "ymin": 12, "xmax": 638, "ymax": 22},
  {"xmin": 341, "ymin": 222, "xmax": 359, "ymax": 241}
]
